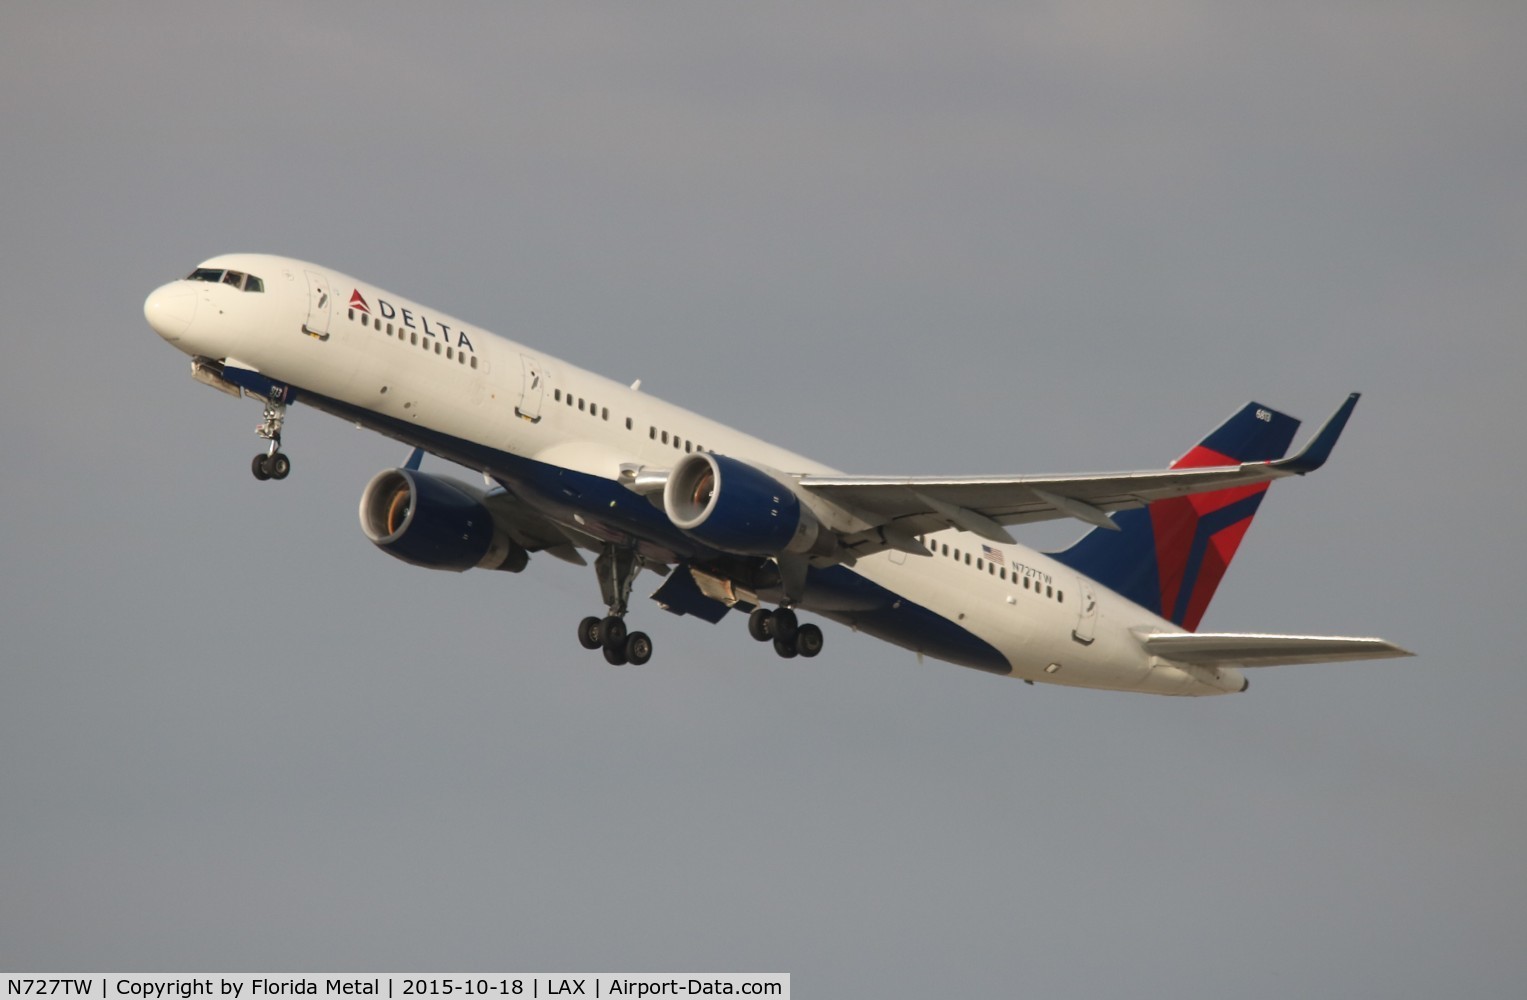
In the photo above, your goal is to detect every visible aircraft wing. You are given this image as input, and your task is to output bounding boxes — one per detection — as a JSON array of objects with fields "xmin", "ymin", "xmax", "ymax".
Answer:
[
  {"xmin": 801, "ymin": 394, "xmax": 1359, "ymax": 548},
  {"xmin": 1136, "ymin": 631, "xmax": 1413, "ymax": 667},
  {"xmin": 482, "ymin": 486, "xmax": 592, "ymax": 565}
]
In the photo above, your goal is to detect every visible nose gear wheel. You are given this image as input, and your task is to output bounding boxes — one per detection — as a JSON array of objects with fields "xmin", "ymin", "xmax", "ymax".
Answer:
[{"xmin": 251, "ymin": 395, "xmax": 291, "ymax": 481}]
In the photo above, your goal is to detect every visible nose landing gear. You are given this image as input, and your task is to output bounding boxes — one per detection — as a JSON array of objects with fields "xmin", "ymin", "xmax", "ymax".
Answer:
[{"xmin": 250, "ymin": 397, "xmax": 290, "ymax": 481}]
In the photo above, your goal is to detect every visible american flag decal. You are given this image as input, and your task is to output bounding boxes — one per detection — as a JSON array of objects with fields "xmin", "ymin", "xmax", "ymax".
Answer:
[{"xmin": 982, "ymin": 544, "xmax": 1005, "ymax": 563}]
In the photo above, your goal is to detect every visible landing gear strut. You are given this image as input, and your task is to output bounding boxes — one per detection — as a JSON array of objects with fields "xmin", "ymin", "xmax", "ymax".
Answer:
[
  {"xmin": 250, "ymin": 396, "xmax": 290, "ymax": 481},
  {"xmin": 747, "ymin": 606, "xmax": 823, "ymax": 659},
  {"xmin": 575, "ymin": 543, "xmax": 653, "ymax": 665}
]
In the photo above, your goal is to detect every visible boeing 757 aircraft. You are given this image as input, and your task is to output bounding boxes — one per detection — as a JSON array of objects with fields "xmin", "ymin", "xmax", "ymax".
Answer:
[{"xmin": 145, "ymin": 254, "xmax": 1409, "ymax": 695}]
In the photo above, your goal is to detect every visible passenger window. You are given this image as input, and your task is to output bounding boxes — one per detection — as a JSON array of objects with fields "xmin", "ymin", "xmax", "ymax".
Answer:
[
  {"xmin": 1057, "ymin": 591, "xmax": 1064, "ymax": 603},
  {"xmin": 1023, "ymin": 578, "xmax": 1030, "ymax": 590},
  {"xmin": 348, "ymin": 309, "xmax": 355, "ymax": 321},
  {"xmin": 410, "ymin": 332, "xmax": 417, "ymax": 345},
  {"xmin": 685, "ymin": 441, "xmax": 692, "ymax": 453},
  {"xmin": 1046, "ymin": 585, "xmax": 1053, "ymax": 598},
  {"xmin": 661, "ymin": 431, "xmax": 669, "ymax": 444},
  {"xmin": 470, "ymin": 356, "xmax": 478, "ymax": 369},
  {"xmin": 554, "ymin": 390, "xmax": 562, "ymax": 402},
  {"xmin": 626, "ymin": 417, "xmax": 633, "ymax": 430},
  {"xmin": 447, "ymin": 347, "xmax": 454, "ymax": 360},
  {"xmin": 602, "ymin": 407, "xmax": 609, "ymax": 421},
  {"xmin": 977, "ymin": 559, "xmax": 984, "ymax": 571}
]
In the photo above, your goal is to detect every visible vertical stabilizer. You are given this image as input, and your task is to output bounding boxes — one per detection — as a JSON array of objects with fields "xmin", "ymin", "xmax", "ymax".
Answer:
[{"xmin": 1052, "ymin": 402, "xmax": 1300, "ymax": 630}]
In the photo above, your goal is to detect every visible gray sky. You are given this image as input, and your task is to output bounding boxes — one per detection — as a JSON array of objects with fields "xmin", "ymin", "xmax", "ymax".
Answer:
[{"xmin": 3, "ymin": 3, "xmax": 1524, "ymax": 996}]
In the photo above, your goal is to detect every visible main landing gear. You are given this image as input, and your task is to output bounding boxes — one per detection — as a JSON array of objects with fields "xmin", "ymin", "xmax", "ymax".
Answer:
[
  {"xmin": 577, "ymin": 614, "xmax": 652, "ymax": 666},
  {"xmin": 575, "ymin": 543, "xmax": 653, "ymax": 665},
  {"xmin": 571, "ymin": 547, "xmax": 824, "ymax": 666},
  {"xmin": 748, "ymin": 606, "xmax": 824, "ymax": 659},
  {"xmin": 250, "ymin": 397, "xmax": 290, "ymax": 481}
]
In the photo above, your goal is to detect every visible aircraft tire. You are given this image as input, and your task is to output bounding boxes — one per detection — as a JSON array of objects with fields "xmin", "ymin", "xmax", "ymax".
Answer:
[
  {"xmin": 577, "ymin": 616, "xmax": 603, "ymax": 650},
  {"xmin": 625, "ymin": 632, "xmax": 653, "ymax": 666},
  {"xmin": 268, "ymin": 453, "xmax": 291, "ymax": 480},
  {"xmin": 772, "ymin": 608, "xmax": 798, "ymax": 642},
  {"xmin": 251, "ymin": 454, "xmax": 271, "ymax": 481},
  {"xmin": 603, "ymin": 642, "xmax": 629, "ymax": 665},
  {"xmin": 795, "ymin": 623, "xmax": 824, "ymax": 658},
  {"xmin": 600, "ymin": 615, "xmax": 628, "ymax": 650},
  {"xmin": 747, "ymin": 608, "xmax": 774, "ymax": 641},
  {"xmin": 773, "ymin": 636, "xmax": 798, "ymax": 659}
]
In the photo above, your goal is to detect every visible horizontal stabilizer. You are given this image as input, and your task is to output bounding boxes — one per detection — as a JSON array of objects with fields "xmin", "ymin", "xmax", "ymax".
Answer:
[{"xmin": 1137, "ymin": 631, "xmax": 1412, "ymax": 667}]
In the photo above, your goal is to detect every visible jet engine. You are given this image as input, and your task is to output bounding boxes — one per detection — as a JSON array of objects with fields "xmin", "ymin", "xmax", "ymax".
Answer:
[
  {"xmin": 359, "ymin": 468, "xmax": 528, "ymax": 572},
  {"xmin": 663, "ymin": 453, "xmax": 831, "ymax": 557}
]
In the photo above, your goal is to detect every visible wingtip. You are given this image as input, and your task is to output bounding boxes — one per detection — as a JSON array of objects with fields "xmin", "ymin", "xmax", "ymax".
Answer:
[{"xmin": 1275, "ymin": 392, "xmax": 1361, "ymax": 475}]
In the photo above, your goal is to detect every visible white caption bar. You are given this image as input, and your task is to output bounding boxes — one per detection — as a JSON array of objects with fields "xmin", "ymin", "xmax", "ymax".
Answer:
[{"xmin": 5, "ymin": 978, "xmax": 788, "ymax": 1000}]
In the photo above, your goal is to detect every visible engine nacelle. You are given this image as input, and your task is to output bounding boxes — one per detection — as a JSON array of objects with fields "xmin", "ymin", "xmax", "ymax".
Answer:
[
  {"xmin": 663, "ymin": 452, "xmax": 827, "ymax": 557},
  {"xmin": 359, "ymin": 468, "xmax": 527, "ymax": 572}
]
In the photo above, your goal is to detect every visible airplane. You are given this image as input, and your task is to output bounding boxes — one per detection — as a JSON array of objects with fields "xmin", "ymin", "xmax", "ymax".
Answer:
[{"xmin": 144, "ymin": 254, "xmax": 1410, "ymax": 695}]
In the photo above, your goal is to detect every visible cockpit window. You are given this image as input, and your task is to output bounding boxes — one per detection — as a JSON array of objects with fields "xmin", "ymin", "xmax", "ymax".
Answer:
[{"xmin": 185, "ymin": 267, "xmax": 263, "ymax": 292}]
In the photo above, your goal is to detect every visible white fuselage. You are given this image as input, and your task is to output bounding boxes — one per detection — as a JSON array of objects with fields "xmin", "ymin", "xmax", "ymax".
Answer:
[{"xmin": 146, "ymin": 253, "xmax": 1245, "ymax": 695}]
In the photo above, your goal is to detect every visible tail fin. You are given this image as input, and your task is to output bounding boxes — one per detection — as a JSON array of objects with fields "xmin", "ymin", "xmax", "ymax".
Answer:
[{"xmin": 1052, "ymin": 402, "xmax": 1301, "ymax": 631}]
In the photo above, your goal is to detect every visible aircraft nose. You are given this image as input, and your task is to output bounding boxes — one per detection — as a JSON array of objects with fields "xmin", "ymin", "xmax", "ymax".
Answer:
[{"xmin": 144, "ymin": 282, "xmax": 198, "ymax": 341}]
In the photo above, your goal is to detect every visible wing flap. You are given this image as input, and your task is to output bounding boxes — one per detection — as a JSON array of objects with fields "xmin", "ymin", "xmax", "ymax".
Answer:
[{"xmin": 1137, "ymin": 631, "xmax": 1413, "ymax": 667}]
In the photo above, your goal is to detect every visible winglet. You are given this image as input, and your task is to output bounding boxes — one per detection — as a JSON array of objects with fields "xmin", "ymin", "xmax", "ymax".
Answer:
[
  {"xmin": 1272, "ymin": 393, "xmax": 1360, "ymax": 475},
  {"xmin": 403, "ymin": 447, "xmax": 425, "ymax": 471}
]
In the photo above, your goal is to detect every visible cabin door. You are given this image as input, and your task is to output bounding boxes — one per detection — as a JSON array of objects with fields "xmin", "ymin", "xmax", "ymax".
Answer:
[
  {"xmin": 515, "ymin": 354, "xmax": 546, "ymax": 422},
  {"xmin": 303, "ymin": 270, "xmax": 332, "ymax": 339},
  {"xmin": 1072, "ymin": 579, "xmax": 1099, "ymax": 646}
]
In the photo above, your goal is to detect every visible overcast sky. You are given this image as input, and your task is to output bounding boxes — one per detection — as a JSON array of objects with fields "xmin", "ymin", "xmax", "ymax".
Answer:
[{"xmin": 3, "ymin": 3, "xmax": 1524, "ymax": 996}]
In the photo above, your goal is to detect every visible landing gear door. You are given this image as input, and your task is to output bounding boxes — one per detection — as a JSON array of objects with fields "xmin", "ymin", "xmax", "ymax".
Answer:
[
  {"xmin": 515, "ymin": 353, "xmax": 546, "ymax": 422},
  {"xmin": 1072, "ymin": 579, "xmax": 1099, "ymax": 646},
  {"xmin": 304, "ymin": 270, "xmax": 332, "ymax": 339}
]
